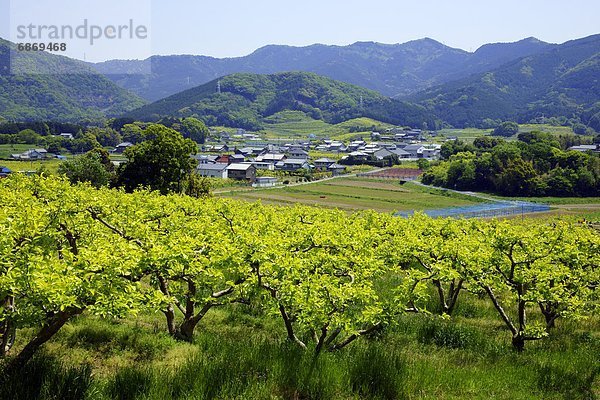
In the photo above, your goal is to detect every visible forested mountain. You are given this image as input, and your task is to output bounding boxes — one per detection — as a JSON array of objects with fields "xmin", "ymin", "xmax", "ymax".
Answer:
[
  {"xmin": 93, "ymin": 37, "xmax": 554, "ymax": 101},
  {"xmin": 412, "ymin": 35, "xmax": 600, "ymax": 128},
  {"xmin": 0, "ymin": 39, "xmax": 146, "ymax": 122},
  {"xmin": 125, "ymin": 72, "xmax": 436, "ymax": 130}
]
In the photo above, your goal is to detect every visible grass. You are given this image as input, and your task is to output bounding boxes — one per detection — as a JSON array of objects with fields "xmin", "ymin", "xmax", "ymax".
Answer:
[
  {"xmin": 436, "ymin": 128, "xmax": 491, "ymax": 143},
  {"xmin": 219, "ymin": 178, "xmax": 484, "ymax": 213},
  {"xmin": 0, "ymin": 159, "xmax": 63, "ymax": 174},
  {"xmin": 3, "ymin": 289, "xmax": 599, "ymax": 400},
  {"xmin": 259, "ymin": 111, "xmax": 391, "ymax": 140},
  {"xmin": 0, "ymin": 143, "xmax": 38, "ymax": 158},
  {"xmin": 435, "ymin": 124, "xmax": 591, "ymax": 144}
]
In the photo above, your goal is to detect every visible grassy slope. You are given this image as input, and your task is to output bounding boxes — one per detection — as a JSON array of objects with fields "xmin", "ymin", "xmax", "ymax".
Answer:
[
  {"xmin": 5, "ymin": 287, "xmax": 599, "ymax": 399},
  {"xmin": 260, "ymin": 111, "xmax": 394, "ymax": 140}
]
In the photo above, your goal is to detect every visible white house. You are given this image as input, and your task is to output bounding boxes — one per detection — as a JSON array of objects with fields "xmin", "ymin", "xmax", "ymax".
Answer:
[{"xmin": 197, "ymin": 163, "xmax": 228, "ymax": 179}]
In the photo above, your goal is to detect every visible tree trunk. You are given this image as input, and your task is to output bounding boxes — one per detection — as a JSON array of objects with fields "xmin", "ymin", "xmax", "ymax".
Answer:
[
  {"xmin": 163, "ymin": 305, "xmax": 177, "ymax": 336},
  {"xmin": 544, "ymin": 313, "xmax": 557, "ymax": 329},
  {"xmin": 0, "ymin": 322, "xmax": 15, "ymax": 358},
  {"xmin": 0, "ymin": 296, "xmax": 15, "ymax": 357},
  {"xmin": 445, "ymin": 280, "xmax": 463, "ymax": 316},
  {"xmin": 512, "ymin": 334, "xmax": 525, "ymax": 352},
  {"xmin": 539, "ymin": 303, "xmax": 558, "ymax": 330},
  {"xmin": 175, "ymin": 319, "xmax": 198, "ymax": 343},
  {"xmin": 174, "ymin": 303, "xmax": 212, "ymax": 343},
  {"xmin": 3, "ymin": 308, "xmax": 82, "ymax": 375}
]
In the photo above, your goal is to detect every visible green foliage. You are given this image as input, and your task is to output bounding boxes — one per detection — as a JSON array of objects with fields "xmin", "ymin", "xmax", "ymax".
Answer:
[
  {"xmin": 493, "ymin": 121, "xmax": 520, "ymax": 137},
  {"xmin": 116, "ymin": 124, "xmax": 198, "ymax": 194},
  {"xmin": 58, "ymin": 149, "xmax": 115, "ymax": 188},
  {"xmin": 1, "ymin": 174, "xmax": 599, "ymax": 383},
  {"xmin": 16, "ymin": 129, "xmax": 42, "ymax": 144},
  {"xmin": 423, "ymin": 133, "xmax": 600, "ymax": 196},
  {"xmin": 179, "ymin": 117, "xmax": 209, "ymax": 144}
]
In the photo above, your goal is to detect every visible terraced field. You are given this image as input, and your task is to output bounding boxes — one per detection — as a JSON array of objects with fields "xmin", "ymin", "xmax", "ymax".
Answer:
[{"xmin": 220, "ymin": 177, "xmax": 482, "ymax": 213}]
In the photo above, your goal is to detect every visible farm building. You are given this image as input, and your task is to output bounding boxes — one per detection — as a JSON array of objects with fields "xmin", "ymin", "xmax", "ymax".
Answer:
[{"xmin": 227, "ymin": 163, "xmax": 257, "ymax": 182}]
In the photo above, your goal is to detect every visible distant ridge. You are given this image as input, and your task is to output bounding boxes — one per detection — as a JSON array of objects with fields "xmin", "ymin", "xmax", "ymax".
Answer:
[
  {"xmin": 92, "ymin": 37, "xmax": 555, "ymax": 101},
  {"xmin": 411, "ymin": 34, "xmax": 600, "ymax": 127}
]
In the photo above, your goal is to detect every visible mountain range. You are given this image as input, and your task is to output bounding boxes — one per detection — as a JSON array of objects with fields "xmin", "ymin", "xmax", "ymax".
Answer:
[
  {"xmin": 93, "ymin": 37, "xmax": 555, "ymax": 101},
  {"xmin": 0, "ymin": 39, "xmax": 146, "ymax": 123},
  {"xmin": 0, "ymin": 34, "xmax": 599, "ymax": 131}
]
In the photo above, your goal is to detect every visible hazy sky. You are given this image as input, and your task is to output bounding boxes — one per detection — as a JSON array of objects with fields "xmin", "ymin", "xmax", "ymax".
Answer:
[{"xmin": 1, "ymin": 0, "xmax": 599, "ymax": 61}]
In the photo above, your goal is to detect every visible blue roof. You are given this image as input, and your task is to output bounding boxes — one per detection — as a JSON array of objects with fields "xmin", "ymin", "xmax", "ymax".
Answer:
[{"xmin": 0, "ymin": 166, "xmax": 12, "ymax": 174}]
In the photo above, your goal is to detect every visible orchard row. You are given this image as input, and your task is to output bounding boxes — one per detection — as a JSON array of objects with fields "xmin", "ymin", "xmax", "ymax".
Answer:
[{"xmin": 1, "ymin": 175, "xmax": 598, "ymax": 373}]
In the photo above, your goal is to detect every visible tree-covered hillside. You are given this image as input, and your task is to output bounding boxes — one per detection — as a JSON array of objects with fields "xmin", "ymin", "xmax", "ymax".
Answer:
[
  {"xmin": 126, "ymin": 72, "xmax": 436, "ymax": 130},
  {"xmin": 413, "ymin": 35, "xmax": 600, "ymax": 128},
  {"xmin": 0, "ymin": 39, "xmax": 146, "ymax": 123}
]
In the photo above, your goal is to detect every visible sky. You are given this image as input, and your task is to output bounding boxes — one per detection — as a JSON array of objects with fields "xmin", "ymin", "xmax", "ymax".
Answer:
[{"xmin": 1, "ymin": 0, "xmax": 599, "ymax": 62}]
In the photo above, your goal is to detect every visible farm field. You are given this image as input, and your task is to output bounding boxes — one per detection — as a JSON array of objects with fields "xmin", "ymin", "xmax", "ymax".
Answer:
[
  {"xmin": 219, "ymin": 177, "xmax": 483, "ymax": 213},
  {"xmin": 259, "ymin": 111, "xmax": 393, "ymax": 140},
  {"xmin": 0, "ymin": 143, "xmax": 38, "ymax": 158},
  {"xmin": 0, "ymin": 159, "xmax": 63, "ymax": 174}
]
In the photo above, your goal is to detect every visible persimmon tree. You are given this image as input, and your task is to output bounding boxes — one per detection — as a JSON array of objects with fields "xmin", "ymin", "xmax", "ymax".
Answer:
[
  {"xmin": 141, "ymin": 198, "xmax": 251, "ymax": 342},
  {"xmin": 246, "ymin": 206, "xmax": 393, "ymax": 355},
  {"xmin": 0, "ymin": 176, "xmax": 148, "ymax": 374},
  {"xmin": 534, "ymin": 221, "xmax": 600, "ymax": 330},
  {"xmin": 391, "ymin": 215, "xmax": 479, "ymax": 315},
  {"xmin": 471, "ymin": 219, "xmax": 598, "ymax": 351},
  {"xmin": 84, "ymin": 192, "xmax": 251, "ymax": 342}
]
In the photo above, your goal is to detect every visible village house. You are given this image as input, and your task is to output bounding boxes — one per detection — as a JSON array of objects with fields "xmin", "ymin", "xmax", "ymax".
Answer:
[
  {"xmin": 287, "ymin": 149, "xmax": 309, "ymax": 159},
  {"xmin": 276, "ymin": 159, "xmax": 311, "ymax": 172},
  {"xmin": 390, "ymin": 148, "xmax": 411, "ymax": 159},
  {"xmin": 204, "ymin": 144, "xmax": 229, "ymax": 153},
  {"xmin": 197, "ymin": 163, "xmax": 228, "ymax": 179},
  {"xmin": 192, "ymin": 155, "xmax": 219, "ymax": 164},
  {"xmin": 226, "ymin": 163, "xmax": 257, "ymax": 182},
  {"xmin": 11, "ymin": 149, "xmax": 50, "ymax": 160},
  {"xmin": 328, "ymin": 163, "xmax": 346, "ymax": 176},
  {"xmin": 255, "ymin": 153, "xmax": 286, "ymax": 163},
  {"xmin": 246, "ymin": 161, "xmax": 276, "ymax": 171},
  {"xmin": 230, "ymin": 154, "xmax": 246, "ymax": 163},
  {"xmin": 314, "ymin": 157, "xmax": 337, "ymax": 169},
  {"xmin": 112, "ymin": 142, "xmax": 133, "ymax": 154},
  {"xmin": 402, "ymin": 144, "xmax": 425, "ymax": 158},
  {"xmin": 237, "ymin": 147, "xmax": 264, "ymax": 157},
  {"xmin": 569, "ymin": 144, "xmax": 600, "ymax": 153}
]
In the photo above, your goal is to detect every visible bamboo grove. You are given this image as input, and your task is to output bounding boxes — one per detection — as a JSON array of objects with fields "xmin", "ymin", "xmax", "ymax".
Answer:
[{"xmin": 0, "ymin": 175, "xmax": 598, "ymax": 374}]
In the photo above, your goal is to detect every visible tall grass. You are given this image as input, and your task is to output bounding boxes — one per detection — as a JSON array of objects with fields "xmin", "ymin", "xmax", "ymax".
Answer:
[{"xmin": 2, "ymin": 296, "xmax": 599, "ymax": 399}]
